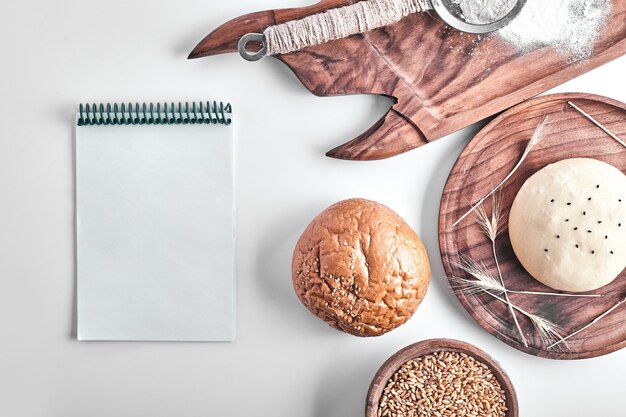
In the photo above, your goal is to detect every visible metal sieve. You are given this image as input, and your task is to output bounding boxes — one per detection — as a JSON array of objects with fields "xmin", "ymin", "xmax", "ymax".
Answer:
[{"xmin": 434, "ymin": 0, "xmax": 527, "ymax": 34}]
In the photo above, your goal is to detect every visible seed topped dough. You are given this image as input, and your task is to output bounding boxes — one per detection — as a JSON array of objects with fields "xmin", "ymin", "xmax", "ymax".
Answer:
[{"xmin": 509, "ymin": 158, "xmax": 626, "ymax": 292}]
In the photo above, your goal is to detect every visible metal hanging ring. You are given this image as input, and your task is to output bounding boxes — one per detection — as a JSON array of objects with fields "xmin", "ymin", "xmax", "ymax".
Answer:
[{"xmin": 238, "ymin": 33, "xmax": 267, "ymax": 61}]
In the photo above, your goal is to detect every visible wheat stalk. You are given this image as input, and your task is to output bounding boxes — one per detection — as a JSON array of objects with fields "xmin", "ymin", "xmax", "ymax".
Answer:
[
  {"xmin": 452, "ymin": 257, "xmax": 503, "ymax": 294},
  {"xmin": 482, "ymin": 289, "xmax": 568, "ymax": 350},
  {"xmin": 548, "ymin": 296, "xmax": 626, "ymax": 349},
  {"xmin": 475, "ymin": 194, "xmax": 527, "ymax": 346},
  {"xmin": 475, "ymin": 194, "xmax": 505, "ymax": 241},
  {"xmin": 450, "ymin": 266, "xmax": 601, "ymax": 298},
  {"xmin": 524, "ymin": 310, "xmax": 568, "ymax": 350},
  {"xmin": 452, "ymin": 116, "xmax": 553, "ymax": 228},
  {"xmin": 568, "ymin": 101, "xmax": 626, "ymax": 149}
]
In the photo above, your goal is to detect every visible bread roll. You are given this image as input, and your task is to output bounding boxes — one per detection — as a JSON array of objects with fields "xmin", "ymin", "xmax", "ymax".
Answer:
[{"xmin": 292, "ymin": 198, "xmax": 430, "ymax": 337}]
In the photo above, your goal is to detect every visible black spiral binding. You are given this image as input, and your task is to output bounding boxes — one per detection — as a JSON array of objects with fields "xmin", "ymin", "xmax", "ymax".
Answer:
[{"xmin": 77, "ymin": 101, "xmax": 232, "ymax": 126}]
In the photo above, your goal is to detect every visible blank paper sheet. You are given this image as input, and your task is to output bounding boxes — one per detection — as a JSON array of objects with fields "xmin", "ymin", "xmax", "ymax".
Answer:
[{"xmin": 76, "ymin": 123, "xmax": 234, "ymax": 341}]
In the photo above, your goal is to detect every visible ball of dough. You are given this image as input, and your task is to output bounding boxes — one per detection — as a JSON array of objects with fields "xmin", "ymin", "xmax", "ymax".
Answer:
[
  {"xmin": 292, "ymin": 199, "xmax": 430, "ymax": 337},
  {"xmin": 509, "ymin": 158, "xmax": 626, "ymax": 292}
]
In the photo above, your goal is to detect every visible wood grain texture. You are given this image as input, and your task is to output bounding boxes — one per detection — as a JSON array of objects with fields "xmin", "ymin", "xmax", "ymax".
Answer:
[
  {"xmin": 439, "ymin": 93, "xmax": 626, "ymax": 360},
  {"xmin": 366, "ymin": 339, "xmax": 518, "ymax": 417},
  {"xmin": 189, "ymin": 1, "xmax": 626, "ymax": 160}
]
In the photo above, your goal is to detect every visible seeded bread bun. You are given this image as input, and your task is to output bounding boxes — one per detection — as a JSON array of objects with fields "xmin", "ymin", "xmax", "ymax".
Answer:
[
  {"xmin": 292, "ymin": 199, "xmax": 430, "ymax": 337},
  {"xmin": 509, "ymin": 158, "xmax": 626, "ymax": 292}
]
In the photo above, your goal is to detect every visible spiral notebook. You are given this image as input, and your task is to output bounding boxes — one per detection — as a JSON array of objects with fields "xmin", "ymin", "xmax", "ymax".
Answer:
[{"xmin": 75, "ymin": 101, "xmax": 235, "ymax": 341}]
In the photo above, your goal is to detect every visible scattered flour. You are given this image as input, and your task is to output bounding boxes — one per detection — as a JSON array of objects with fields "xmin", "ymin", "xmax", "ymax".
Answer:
[
  {"xmin": 498, "ymin": 0, "xmax": 612, "ymax": 60},
  {"xmin": 452, "ymin": 0, "xmax": 612, "ymax": 60}
]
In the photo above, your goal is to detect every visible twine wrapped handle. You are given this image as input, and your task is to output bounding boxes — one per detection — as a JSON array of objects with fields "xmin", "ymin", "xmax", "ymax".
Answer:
[{"xmin": 238, "ymin": 0, "xmax": 431, "ymax": 61}]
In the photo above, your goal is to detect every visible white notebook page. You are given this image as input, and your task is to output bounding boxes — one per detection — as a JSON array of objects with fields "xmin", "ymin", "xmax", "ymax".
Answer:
[{"xmin": 76, "ymin": 122, "xmax": 234, "ymax": 341}]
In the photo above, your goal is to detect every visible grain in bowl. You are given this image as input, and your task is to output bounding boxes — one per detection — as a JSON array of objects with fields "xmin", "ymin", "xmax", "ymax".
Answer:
[
  {"xmin": 378, "ymin": 351, "xmax": 507, "ymax": 417},
  {"xmin": 367, "ymin": 340, "xmax": 517, "ymax": 417}
]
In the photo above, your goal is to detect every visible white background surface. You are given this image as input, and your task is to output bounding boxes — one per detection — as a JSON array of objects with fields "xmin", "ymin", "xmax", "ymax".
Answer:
[{"xmin": 0, "ymin": 0, "xmax": 624, "ymax": 416}]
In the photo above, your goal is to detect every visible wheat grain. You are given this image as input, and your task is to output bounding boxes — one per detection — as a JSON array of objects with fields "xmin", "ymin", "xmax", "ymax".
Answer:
[{"xmin": 378, "ymin": 352, "xmax": 508, "ymax": 417}]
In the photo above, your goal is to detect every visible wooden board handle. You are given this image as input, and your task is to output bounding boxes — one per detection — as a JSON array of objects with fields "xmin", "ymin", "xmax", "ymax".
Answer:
[
  {"xmin": 188, "ymin": 1, "xmax": 354, "ymax": 58},
  {"xmin": 326, "ymin": 108, "xmax": 428, "ymax": 160}
]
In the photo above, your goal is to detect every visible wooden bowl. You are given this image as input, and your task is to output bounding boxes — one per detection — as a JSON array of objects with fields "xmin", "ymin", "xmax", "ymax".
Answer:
[{"xmin": 365, "ymin": 339, "xmax": 519, "ymax": 417}]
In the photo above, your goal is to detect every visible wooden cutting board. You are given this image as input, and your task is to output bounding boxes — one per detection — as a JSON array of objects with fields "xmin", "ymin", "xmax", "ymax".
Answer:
[
  {"xmin": 189, "ymin": 1, "xmax": 626, "ymax": 160},
  {"xmin": 439, "ymin": 93, "xmax": 626, "ymax": 359}
]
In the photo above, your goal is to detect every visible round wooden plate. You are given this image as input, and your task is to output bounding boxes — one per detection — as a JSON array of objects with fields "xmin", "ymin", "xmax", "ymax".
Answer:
[
  {"xmin": 439, "ymin": 93, "xmax": 626, "ymax": 359},
  {"xmin": 366, "ymin": 339, "xmax": 519, "ymax": 417}
]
